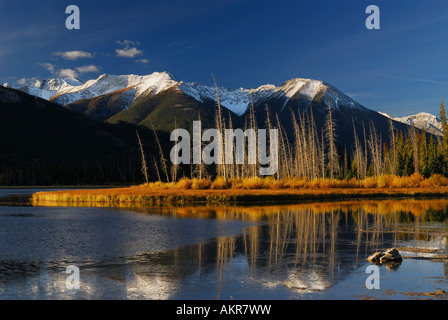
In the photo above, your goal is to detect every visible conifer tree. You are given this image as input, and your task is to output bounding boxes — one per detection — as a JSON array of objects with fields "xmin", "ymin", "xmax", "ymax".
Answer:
[{"xmin": 439, "ymin": 100, "xmax": 448, "ymax": 174}]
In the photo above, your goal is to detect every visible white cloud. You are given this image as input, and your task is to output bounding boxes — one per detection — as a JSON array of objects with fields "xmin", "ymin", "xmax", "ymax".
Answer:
[
  {"xmin": 17, "ymin": 77, "xmax": 39, "ymax": 85},
  {"xmin": 116, "ymin": 40, "xmax": 144, "ymax": 58},
  {"xmin": 52, "ymin": 51, "xmax": 93, "ymax": 60},
  {"xmin": 59, "ymin": 68, "xmax": 79, "ymax": 79},
  {"xmin": 75, "ymin": 65, "xmax": 100, "ymax": 73},
  {"xmin": 117, "ymin": 40, "xmax": 135, "ymax": 46},
  {"xmin": 116, "ymin": 47, "xmax": 143, "ymax": 58},
  {"xmin": 39, "ymin": 62, "xmax": 56, "ymax": 73},
  {"xmin": 135, "ymin": 58, "xmax": 149, "ymax": 64}
]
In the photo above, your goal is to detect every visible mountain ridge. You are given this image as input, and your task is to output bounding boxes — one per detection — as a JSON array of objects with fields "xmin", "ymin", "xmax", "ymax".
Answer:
[
  {"xmin": 16, "ymin": 71, "xmax": 367, "ymax": 117},
  {"xmin": 15, "ymin": 71, "xmax": 420, "ymax": 150},
  {"xmin": 379, "ymin": 112, "xmax": 442, "ymax": 136}
]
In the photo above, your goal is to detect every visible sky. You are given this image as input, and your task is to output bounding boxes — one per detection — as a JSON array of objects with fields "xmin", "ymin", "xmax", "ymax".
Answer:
[{"xmin": 0, "ymin": 0, "xmax": 447, "ymax": 117}]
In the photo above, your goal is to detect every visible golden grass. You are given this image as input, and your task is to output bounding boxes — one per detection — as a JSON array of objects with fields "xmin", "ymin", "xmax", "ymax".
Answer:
[
  {"xmin": 32, "ymin": 185, "xmax": 448, "ymax": 207},
  {"xmin": 133, "ymin": 174, "xmax": 448, "ymax": 190},
  {"xmin": 30, "ymin": 174, "xmax": 448, "ymax": 207}
]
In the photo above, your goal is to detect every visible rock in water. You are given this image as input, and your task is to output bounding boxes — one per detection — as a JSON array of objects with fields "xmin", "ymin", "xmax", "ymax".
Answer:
[
  {"xmin": 367, "ymin": 251, "xmax": 384, "ymax": 263},
  {"xmin": 380, "ymin": 248, "xmax": 402, "ymax": 263},
  {"xmin": 367, "ymin": 248, "xmax": 402, "ymax": 264}
]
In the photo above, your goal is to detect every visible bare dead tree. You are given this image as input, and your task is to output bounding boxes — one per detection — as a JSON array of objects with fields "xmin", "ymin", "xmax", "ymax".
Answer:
[
  {"xmin": 325, "ymin": 104, "xmax": 340, "ymax": 179},
  {"xmin": 388, "ymin": 114, "xmax": 397, "ymax": 175},
  {"xmin": 150, "ymin": 120, "xmax": 170, "ymax": 182},
  {"xmin": 136, "ymin": 130, "xmax": 149, "ymax": 184},
  {"xmin": 212, "ymin": 74, "xmax": 227, "ymax": 179},
  {"xmin": 368, "ymin": 122, "xmax": 383, "ymax": 177},
  {"xmin": 352, "ymin": 117, "xmax": 365, "ymax": 180},
  {"xmin": 409, "ymin": 123, "xmax": 420, "ymax": 174}
]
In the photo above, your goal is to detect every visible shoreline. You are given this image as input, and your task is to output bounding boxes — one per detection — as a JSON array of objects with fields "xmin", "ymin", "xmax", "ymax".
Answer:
[{"xmin": 31, "ymin": 186, "xmax": 448, "ymax": 207}]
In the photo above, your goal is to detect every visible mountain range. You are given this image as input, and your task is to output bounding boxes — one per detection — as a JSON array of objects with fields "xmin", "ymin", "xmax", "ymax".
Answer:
[
  {"xmin": 13, "ymin": 71, "xmax": 416, "ymax": 149},
  {"xmin": 379, "ymin": 112, "xmax": 442, "ymax": 136},
  {"xmin": 3, "ymin": 71, "xmax": 440, "ymax": 185}
]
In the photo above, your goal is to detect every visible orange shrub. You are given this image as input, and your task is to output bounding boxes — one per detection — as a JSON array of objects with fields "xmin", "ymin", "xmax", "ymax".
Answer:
[
  {"xmin": 377, "ymin": 174, "xmax": 396, "ymax": 188},
  {"xmin": 407, "ymin": 172, "xmax": 425, "ymax": 187},
  {"xmin": 242, "ymin": 177, "xmax": 266, "ymax": 189},
  {"xmin": 211, "ymin": 177, "xmax": 231, "ymax": 189},
  {"xmin": 307, "ymin": 178, "xmax": 323, "ymax": 188},
  {"xmin": 283, "ymin": 177, "xmax": 308, "ymax": 189},
  {"xmin": 148, "ymin": 181, "xmax": 174, "ymax": 189},
  {"xmin": 346, "ymin": 178, "xmax": 361, "ymax": 188},
  {"xmin": 191, "ymin": 178, "xmax": 212, "ymax": 189},
  {"xmin": 391, "ymin": 173, "xmax": 425, "ymax": 188},
  {"xmin": 422, "ymin": 174, "xmax": 448, "ymax": 187},
  {"xmin": 229, "ymin": 178, "xmax": 244, "ymax": 189},
  {"xmin": 176, "ymin": 178, "xmax": 193, "ymax": 189},
  {"xmin": 391, "ymin": 175, "xmax": 406, "ymax": 188},
  {"xmin": 262, "ymin": 176, "xmax": 285, "ymax": 189},
  {"xmin": 362, "ymin": 177, "xmax": 377, "ymax": 188}
]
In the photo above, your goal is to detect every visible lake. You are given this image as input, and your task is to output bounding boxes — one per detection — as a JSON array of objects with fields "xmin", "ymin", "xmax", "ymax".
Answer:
[{"xmin": 0, "ymin": 188, "xmax": 447, "ymax": 300}]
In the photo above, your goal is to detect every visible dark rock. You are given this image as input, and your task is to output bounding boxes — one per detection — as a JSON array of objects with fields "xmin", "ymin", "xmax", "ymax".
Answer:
[
  {"xmin": 367, "ymin": 248, "xmax": 402, "ymax": 264},
  {"xmin": 367, "ymin": 251, "xmax": 384, "ymax": 263}
]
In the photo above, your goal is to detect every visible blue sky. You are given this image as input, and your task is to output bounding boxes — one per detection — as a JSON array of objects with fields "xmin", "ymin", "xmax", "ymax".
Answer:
[{"xmin": 0, "ymin": 0, "xmax": 446, "ymax": 116}]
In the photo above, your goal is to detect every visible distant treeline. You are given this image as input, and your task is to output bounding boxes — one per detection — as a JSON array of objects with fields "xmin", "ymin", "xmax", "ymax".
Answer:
[
  {"xmin": 1, "ymin": 80, "xmax": 446, "ymax": 186},
  {"xmin": 140, "ymin": 99, "xmax": 448, "ymax": 184}
]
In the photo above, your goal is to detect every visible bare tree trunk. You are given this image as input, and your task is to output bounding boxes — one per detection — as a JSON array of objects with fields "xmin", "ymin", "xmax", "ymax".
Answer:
[
  {"xmin": 249, "ymin": 95, "xmax": 258, "ymax": 177},
  {"xmin": 388, "ymin": 115, "xmax": 397, "ymax": 175},
  {"xmin": 409, "ymin": 124, "xmax": 420, "ymax": 174},
  {"xmin": 136, "ymin": 130, "xmax": 149, "ymax": 184},
  {"xmin": 325, "ymin": 104, "xmax": 339, "ymax": 179},
  {"xmin": 150, "ymin": 121, "xmax": 170, "ymax": 182},
  {"xmin": 368, "ymin": 122, "xmax": 383, "ymax": 177},
  {"xmin": 212, "ymin": 74, "xmax": 227, "ymax": 179},
  {"xmin": 352, "ymin": 118, "xmax": 362, "ymax": 180}
]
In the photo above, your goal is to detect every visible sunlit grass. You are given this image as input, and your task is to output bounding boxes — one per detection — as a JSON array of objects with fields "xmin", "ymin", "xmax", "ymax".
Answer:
[
  {"xmin": 31, "ymin": 174, "xmax": 448, "ymax": 207},
  {"xmin": 132, "ymin": 173, "xmax": 448, "ymax": 190}
]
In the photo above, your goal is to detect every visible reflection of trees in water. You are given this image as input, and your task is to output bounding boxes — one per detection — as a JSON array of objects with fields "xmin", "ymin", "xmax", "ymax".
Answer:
[
  {"xmin": 127, "ymin": 200, "xmax": 448, "ymax": 298},
  {"xmin": 4, "ymin": 200, "xmax": 447, "ymax": 299}
]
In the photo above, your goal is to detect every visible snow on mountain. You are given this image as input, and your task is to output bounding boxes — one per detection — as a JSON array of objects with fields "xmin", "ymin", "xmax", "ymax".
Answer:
[
  {"xmin": 17, "ymin": 71, "xmax": 365, "ymax": 116},
  {"xmin": 379, "ymin": 111, "xmax": 442, "ymax": 135},
  {"xmin": 17, "ymin": 72, "xmax": 180, "ymax": 107},
  {"xmin": 177, "ymin": 82, "xmax": 255, "ymax": 116},
  {"xmin": 18, "ymin": 78, "xmax": 84, "ymax": 101},
  {"xmin": 175, "ymin": 78, "xmax": 313, "ymax": 116},
  {"xmin": 177, "ymin": 77, "xmax": 362, "ymax": 116}
]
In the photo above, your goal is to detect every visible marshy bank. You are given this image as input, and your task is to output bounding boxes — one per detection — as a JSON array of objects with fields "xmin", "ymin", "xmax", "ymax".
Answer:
[
  {"xmin": 31, "ymin": 184, "xmax": 448, "ymax": 207},
  {"xmin": 4, "ymin": 193, "xmax": 448, "ymax": 299}
]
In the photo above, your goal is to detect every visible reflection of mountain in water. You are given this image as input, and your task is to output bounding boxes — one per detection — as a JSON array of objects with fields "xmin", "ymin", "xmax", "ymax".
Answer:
[
  {"xmin": 1, "ymin": 200, "xmax": 447, "ymax": 299},
  {"xmin": 110, "ymin": 201, "xmax": 448, "ymax": 299}
]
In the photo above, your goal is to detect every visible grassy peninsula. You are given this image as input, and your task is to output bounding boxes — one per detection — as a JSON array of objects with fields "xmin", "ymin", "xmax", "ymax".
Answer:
[{"xmin": 32, "ymin": 174, "xmax": 448, "ymax": 207}]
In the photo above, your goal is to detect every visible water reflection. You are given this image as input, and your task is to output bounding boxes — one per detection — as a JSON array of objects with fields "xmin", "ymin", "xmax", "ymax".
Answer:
[
  {"xmin": 121, "ymin": 200, "xmax": 448, "ymax": 299},
  {"xmin": 1, "ymin": 199, "xmax": 448, "ymax": 299}
]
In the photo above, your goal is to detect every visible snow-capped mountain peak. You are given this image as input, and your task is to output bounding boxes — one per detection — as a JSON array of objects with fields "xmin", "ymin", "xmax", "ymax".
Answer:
[
  {"xmin": 19, "ymin": 78, "xmax": 84, "ymax": 100},
  {"xmin": 379, "ymin": 111, "xmax": 442, "ymax": 136},
  {"xmin": 17, "ymin": 72, "xmax": 181, "ymax": 106},
  {"xmin": 16, "ymin": 71, "xmax": 365, "ymax": 116}
]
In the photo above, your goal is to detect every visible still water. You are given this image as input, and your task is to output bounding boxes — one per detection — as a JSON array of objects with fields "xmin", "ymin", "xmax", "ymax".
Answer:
[{"xmin": 0, "ymin": 189, "xmax": 447, "ymax": 300}]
